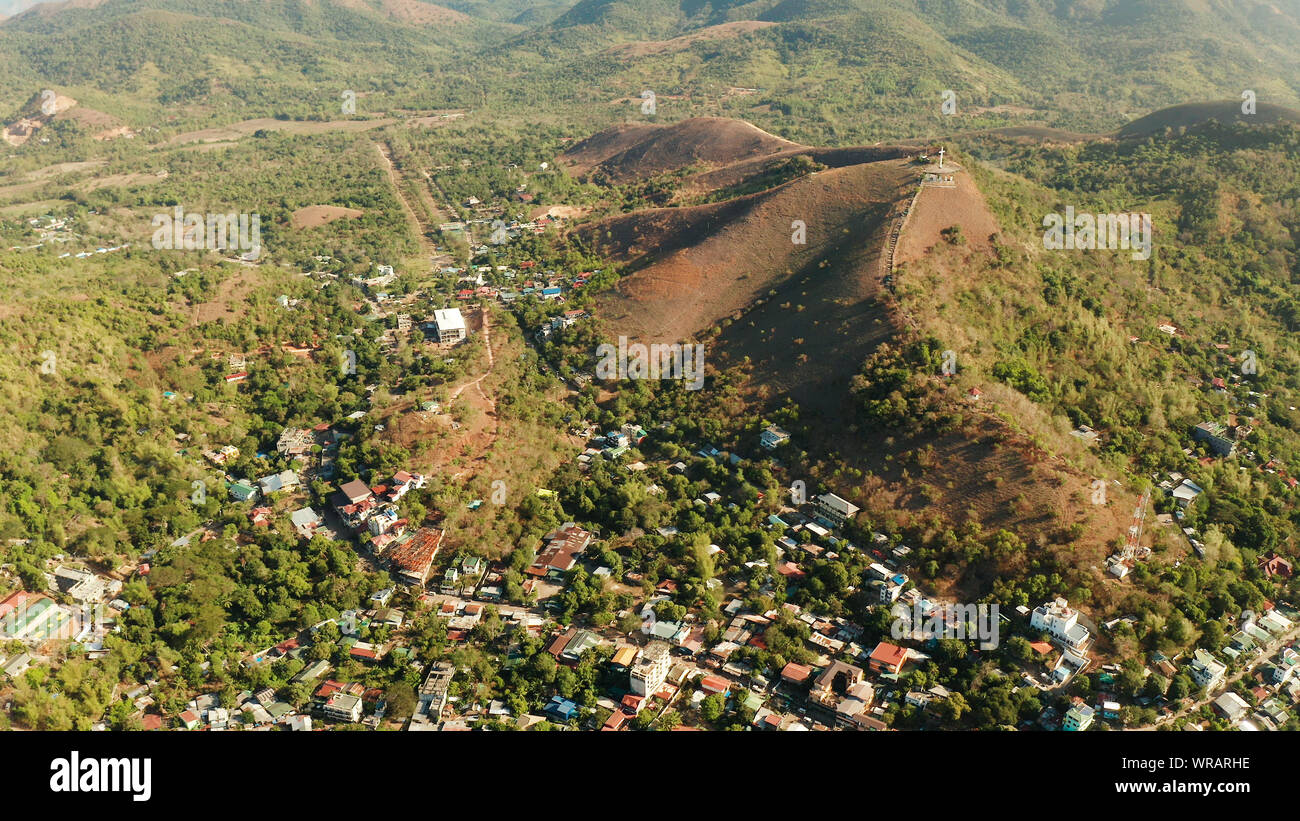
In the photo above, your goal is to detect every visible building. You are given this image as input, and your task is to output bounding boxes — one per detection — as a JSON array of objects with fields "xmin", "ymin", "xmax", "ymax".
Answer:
[
  {"xmin": 410, "ymin": 662, "xmax": 455, "ymax": 730},
  {"xmin": 0, "ymin": 591, "xmax": 77, "ymax": 642},
  {"xmin": 1030, "ymin": 597, "xmax": 1092, "ymax": 653},
  {"xmin": 290, "ymin": 507, "xmax": 323, "ymax": 540},
  {"xmin": 526, "ymin": 522, "xmax": 592, "ymax": 578},
  {"xmin": 1190, "ymin": 649, "xmax": 1227, "ymax": 692},
  {"xmin": 385, "ymin": 527, "xmax": 444, "ymax": 586},
  {"xmin": 879, "ymin": 573, "xmax": 908, "ymax": 604},
  {"xmin": 258, "ymin": 469, "xmax": 300, "ymax": 496},
  {"xmin": 1063, "ymin": 703, "xmax": 1094, "ymax": 731},
  {"xmin": 630, "ymin": 642, "xmax": 672, "ymax": 697},
  {"xmin": 1213, "ymin": 692, "xmax": 1250, "ymax": 723},
  {"xmin": 868, "ymin": 641, "xmax": 907, "ymax": 675},
  {"xmin": 812, "ymin": 661, "xmax": 864, "ymax": 701},
  {"xmin": 814, "ymin": 493, "xmax": 860, "ymax": 528},
  {"xmin": 321, "ymin": 692, "xmax": 363, "ymax": 723},
  {"xmin": 276, "ymin": 427, "xmax": 314, "ymax": 457},
  {"xmin": 229, "ymin": 481, "xmax": 259, "ymax": 502},
  {"xmin": 432, "ymin": 308, "xmax": 466, "ymax": 344},
  {"xmin": 1258, "ymin": 552, "xmax": 1293, "ymax": 578},
  {"xmin": 338, "ymin": 479, "xmax": 372, "ymax": 505},
  {"xmin": 1193, "ymin": 421, "xmax": 1236, "ymax": 457},
  {"xmin": 760, "ymin": 426, "xmax": 791, "ymax": 450}
]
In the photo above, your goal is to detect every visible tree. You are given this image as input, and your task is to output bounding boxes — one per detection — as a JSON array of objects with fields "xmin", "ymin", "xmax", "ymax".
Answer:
[
  {"xmin": 385, "ymin": 682, "xmax": 417, "ymax": 720},
  {"xmin": 699, "ymin": 693, "xmax": 724, "ymax": 723}
]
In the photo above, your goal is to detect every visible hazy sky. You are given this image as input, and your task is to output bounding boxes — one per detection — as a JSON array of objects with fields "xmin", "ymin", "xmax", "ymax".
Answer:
[{"xmin": 0, "ymin": 0, "xmax": 43, "ymax": 19}]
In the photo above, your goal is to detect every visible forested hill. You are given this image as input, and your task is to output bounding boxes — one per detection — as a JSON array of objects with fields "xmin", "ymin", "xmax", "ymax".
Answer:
[{"xmin": 2, "ymin": 0, "xmax": 1299, "ymax": 144}]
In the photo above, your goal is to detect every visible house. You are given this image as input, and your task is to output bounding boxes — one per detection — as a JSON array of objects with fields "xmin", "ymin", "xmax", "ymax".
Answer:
[
  {"xmin": 349, "ymin": 641, "xmax": 383, "ymax": 663},
  {"xmin": 814, "ymin": 493, "xmax": 860, "ymax": 528},
  {"xmin": 760, "ymin": 426, "xmax": 791, "ymax": 450},
  {"xmin": 559, "ymin": 629, "xmax": 603, "ymax": 664},
  {"xmin": 249, "ymin": 506, "xmax": 273, "ymax": 528},
  {"xmin": 868, "ymin": 642, "xmax": 907, "ymax": 675},
  {"xmin": 1258, "ymin": 552, "xmax": 1293, "ymax": 578},
  {"xmin": 432, "ymin": 308, "xmax": 466, "ymax": 344},
  {"xmin": 545, "ymin": 695, "xmax": 578, "ymax": 722},
  {"xmin": 293, "ymin": 659, "xmax": 331, "ymax": 684},
  {"xmin": 1171, "ymin": 479, "xmax": 1204, "ymax": 508},
  {"xmin": 339, "ymin": 479, "xmax": 372, "ymax": 505},
  {"xmin": 526, "ymin": 522, "xmax": 592, "ymax": 578},
  {"xmin": 1190, "ymin": 650, "xmax": 1227, "ymax": 692},
  {"xmin": 878, "ymin": 573, "xmax": 908, "ymax": 604},
  {"xmin": 257, "ymin": 469, "xmax": 300, "ymax": 496},
  {"xmin": 611, "ymin": 646, "xmax": 639, "ymax": 669},
  {"xmin": 229, "ymin": 481, "xmax": 259, "ymax": 502},
  {"xmin": 368, "ymin": 508, "xmax": 401, "ymax": 537},
  {"xmin": 1062, "ymin": 703, "xmax": 1094, "ymax": 731},
  {"xmin": 602, "ymin": 710, "xmax": 630, "ymax": 731},
  {"xmin": 1259, "ymin": 610, "xmax": 1293, "ymax": 634},
  {"xmin": 385, "ymin": 527, "xmax": 444, "ymax": 586},
  {"xmin": 290, "ymin": 507, "xmax": 323, "ymax": 540},
  {"xmin": 1030, "ymin": 597, "xmax": 1092, "ymax": 653},
  {"xmin": 334, "ymin": 479, "xmax": 377, "ymax": 529},
  {"xmin": 699, "ymin": 675, "xmax": 730, "ymax": 696},
  {"xmin": 52, "ymin": 566, "xmax": 111, "ymax": 604}
]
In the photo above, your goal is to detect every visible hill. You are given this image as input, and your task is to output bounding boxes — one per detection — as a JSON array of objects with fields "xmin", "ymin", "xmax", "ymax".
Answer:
[
  {"xmin": 1116, "ymin": 100, "xmax": 1300, "ymax": 139},
  {"xmin": 559, "ymin": 116, "xmax": 803, "ymax": 184}
]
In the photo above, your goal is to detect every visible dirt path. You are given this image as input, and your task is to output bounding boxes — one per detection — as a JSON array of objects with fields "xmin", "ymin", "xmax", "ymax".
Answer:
[
  {"xmin": 374, "ymin": 140, "xmax": 437, "ymax": 266},
  {"xmin": 448, "ymin": 308, "xmax": 500, "ymax": 480}
]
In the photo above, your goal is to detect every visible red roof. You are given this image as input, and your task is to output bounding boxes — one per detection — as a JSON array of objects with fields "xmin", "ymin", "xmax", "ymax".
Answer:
[
  {"xmin": 387, "ymin": 527, "xmax": 443, "ymax": 576},
  {"xmin": 781, "ymin": 662, "xmax": 812, "ymax": 683},
  {"xmin": 700, "ymin": 675, "xmax": 729, "ymax": 693},
  {"xmin": 602, "ymin": 711, "xmax": 629, "ymax": 731},
  {"xmin": 869, "ymin": 641, "xmax": 907, "ymax": 671}
]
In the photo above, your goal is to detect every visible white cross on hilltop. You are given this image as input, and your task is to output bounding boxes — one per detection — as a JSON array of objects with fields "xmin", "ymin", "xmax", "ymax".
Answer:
[{"xmin": 938, "ymin": 147, "xmax": 945, "ymax": 169}]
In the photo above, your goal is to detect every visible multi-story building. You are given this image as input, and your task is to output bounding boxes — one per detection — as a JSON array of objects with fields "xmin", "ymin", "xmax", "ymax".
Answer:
[
  {"xmin": 1030, "ymin": 597, "xmax": 1092, "ymax": 653},
  {"xmin": 433, "ymin": 308, "xmax": 466, "ymax": 344},
  {"xmin": 1190, "ymin": 649, "xmax": 1227, "ymax": 692},
  {"xmin": 630, "ymin": 642, "xmax": 672, "ymax": 697},
  {"xmin": 1193, "ymin": 421, "xmax": 1236, "ymax": 457},
  {"xmin": 814, "ymin": 493, "xmax": 860, "ymax": 528},
  {"xmin": 760, "ymin": 426, "xmax": 790, "ymax": 450},
  {"xmin": 1062, "ymin": 703, "xmax": 1094, "ymax": 731}
]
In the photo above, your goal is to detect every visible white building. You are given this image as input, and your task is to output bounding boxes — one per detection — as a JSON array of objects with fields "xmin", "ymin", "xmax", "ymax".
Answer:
[
  {"xmin": 1190, "ymin": 649, "xmax": 1227, "ymax": 692},
  {"xmin": 760, "ymin": 426, "xmax": 790, "ymax": 450},
  {"xmin": 1029, "ymin": 597, "xmax": 1092, "ymax": 653},
  {"xmin": 814, "ymin": 493, "xmax": 860, "ymax": 527},
  {"xmin": 630, "ymin": 641, "xmax": 672, "ymax": 697},
  {"xmin": 433, "ymin": 308, "xmax": 466, "ymax": 344}
]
